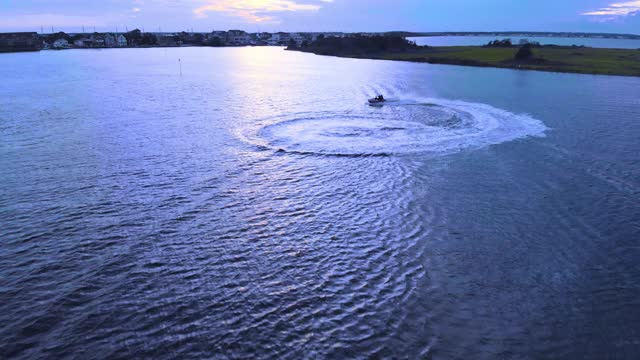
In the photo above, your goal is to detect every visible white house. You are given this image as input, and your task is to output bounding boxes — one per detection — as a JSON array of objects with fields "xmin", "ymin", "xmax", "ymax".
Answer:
[
  {"xmin": 52, "ymin": 38, "xmax": 70, "ymax": 49},
  {"xmin": 116, "ymin": 34, "xmax": 127, "ymax": 47}
]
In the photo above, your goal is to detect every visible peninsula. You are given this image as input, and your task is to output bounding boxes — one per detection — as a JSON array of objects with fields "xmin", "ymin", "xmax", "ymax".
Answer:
[{"xmin": 289, "ymin": 35, "xmax": 640, "ymax": 77}]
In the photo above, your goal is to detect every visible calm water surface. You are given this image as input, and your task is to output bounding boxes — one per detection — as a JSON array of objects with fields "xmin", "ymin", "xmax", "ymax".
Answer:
[
  {"xmin": 1, "ymin": 47, "xmax": 639, "ymax": 359},
  {"xmin": 409, "ymin": 35, "xmax": 640, "ymax": 48}
]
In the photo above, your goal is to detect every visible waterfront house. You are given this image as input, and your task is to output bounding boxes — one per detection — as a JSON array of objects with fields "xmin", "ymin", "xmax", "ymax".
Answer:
[
  {"xmin": 116, "ymin": 34, "xmax": 127, "ymax": 47},
  {"xmin": 252, "ymin": 32, "xmax": 272, "ymax": 45},
  {"xmin": 256, "ymin": 32, "xmax": 272, "ymax": 41},
  {"xmin": 73, "ymin": 38, "xmax": 92, "ymax": 47},
  {"xmin": 291, "ymin": 33, "xmax": 309, "ymax": 46},
  {"xmin": 272, "ymin": 32, "xmax": 292, "ymax": 45},
  {"xmin": 226, "ymin": 30, "xmax": 250, "ymax": 45},
  {"xmin": 89, "ymin": 34, "xmax": 106, "ymax": 47},
  {"xmin": 104, "ymin": 34, "xmax": 116, "ymax": 47},
  {"xmin": 52, "ymin": 38, "xmax": 70, "ymax": 49}
]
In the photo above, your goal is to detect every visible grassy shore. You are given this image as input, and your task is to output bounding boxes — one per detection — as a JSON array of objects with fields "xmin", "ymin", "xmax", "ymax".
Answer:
[{"xmin": 296, "ymin": 46, "xmax": 640, "ymax": 77}]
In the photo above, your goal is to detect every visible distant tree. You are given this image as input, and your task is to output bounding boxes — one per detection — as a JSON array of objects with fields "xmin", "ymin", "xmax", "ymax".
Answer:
[
  {"xmin": 288, "ymin": 38, "xmax": 298, "ymax": 49},
  {"xmin": 317, "ymin": 34, "xmax": 325, "ymax": 40},
  {"xmin": 141, "ymin": 32, "xmax": 157, "ymax": 46},
  {"xmin": 125, "ymin": 29, "xmax": 142, "ymax": 46},
  {"xmin": 485, "ymin": 38, "xmax": 512, "ymax": 47},
  {"xmin": 301, "ymin": 40, "xmax": 309, "ymax": 48},
  {"xmin": 55, "ymin": 32, "xmax": 70, "ymax": 41},
  {"xmin": 519, "ymin": 38, "xmax": 541, "ymax": 47},
  {"xmin": 208, "ymin": 36, "xmax": 224, "ymax": 47},
  {"xmin": 515, "ymin": 43, "xmax": 534, "ymax": 60},
  {"xmin": 42, "ymin": 32, "xmax": 71, "ymax": 44},
  {"xmin": 300, "ymin": 35, "xmax": 418, "ymax": 55}
]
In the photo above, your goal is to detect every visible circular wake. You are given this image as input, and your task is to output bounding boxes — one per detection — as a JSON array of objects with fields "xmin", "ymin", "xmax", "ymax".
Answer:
[{"xmin": 247, "ymin": 98, "xmax": 547, "ymax": 156}]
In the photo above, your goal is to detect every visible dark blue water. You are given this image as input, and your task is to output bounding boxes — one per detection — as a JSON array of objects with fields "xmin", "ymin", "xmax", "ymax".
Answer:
[{"xmin": 1, "ymin": 47, "xmax": 639, "ymax": 359}]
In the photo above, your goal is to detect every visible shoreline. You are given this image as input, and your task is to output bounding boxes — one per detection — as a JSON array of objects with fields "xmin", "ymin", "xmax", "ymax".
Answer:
[
  {"xmin": 3, "ymin": 44, "xmax": 639, "ymax": 77},
  {"xmin": 290, "ymin": 45, "xmax": 640, "ymax": 77}
]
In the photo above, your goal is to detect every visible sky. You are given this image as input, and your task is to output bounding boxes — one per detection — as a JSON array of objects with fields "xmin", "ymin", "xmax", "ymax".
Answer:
[{"xmin": 0, "ymin": 0, "xmax": 639, "ymax": 34}]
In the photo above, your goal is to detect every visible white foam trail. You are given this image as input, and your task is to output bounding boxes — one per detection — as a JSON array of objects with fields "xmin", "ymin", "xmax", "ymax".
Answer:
[{"xmin": 246, "ymin": 98, "xmax": 547, "ymax": 156}]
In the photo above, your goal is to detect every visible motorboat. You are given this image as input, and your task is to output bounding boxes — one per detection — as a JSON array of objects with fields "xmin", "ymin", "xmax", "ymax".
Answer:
[{"xmin": 368, "ymin": 95, "xmax": 386, "ymax": 105}]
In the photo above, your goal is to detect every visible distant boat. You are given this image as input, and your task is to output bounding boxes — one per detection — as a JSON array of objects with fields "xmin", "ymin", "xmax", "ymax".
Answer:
[{"xmin": 368, "ymin": 95, "xmax": 386, "ymax": 105}]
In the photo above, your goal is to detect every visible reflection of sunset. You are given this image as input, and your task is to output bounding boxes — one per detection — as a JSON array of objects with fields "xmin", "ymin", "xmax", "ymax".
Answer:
[{"xmin": 194, "ymin": 0, "xmax": 329, "ymax": 23}]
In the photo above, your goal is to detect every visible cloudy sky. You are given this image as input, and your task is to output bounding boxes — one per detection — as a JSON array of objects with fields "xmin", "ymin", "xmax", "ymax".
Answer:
[{"xmin": 1, "ymin": 0, "xmax": 639, "ymax": 33}]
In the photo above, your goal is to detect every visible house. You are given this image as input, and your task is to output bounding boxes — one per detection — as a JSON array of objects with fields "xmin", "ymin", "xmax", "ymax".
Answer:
[
  {"xmin": 257, "ymin": 32, "xmax": 272, "ymax": 41},
  {"xmin": 89, "ymin": 34, "xmax": 105, "ymax": 47},
  {"xmin": 272, "ymin": 32, "xmax": 291, "ymax": 45},
  {"xmin": 251, "ymin": 32, "xmax": 271, "ymax": 45},
  {"xmin": 226, "ymin": 30, "xmax": 250, "ymax": 45},
  {"xmin": 116, "ymin": 34, "xmax": 128, "ymax": 47},
  {"xmin": 104, "ymin": 34, "xmax": 116, "ymax": 47},
  {"xmin": 73, "ymin": 38, "xmax": 92, "ymax": 47},
  {"xmin": 291, "ymin": 33, "xmax": 309, "ymax": 45},
  {"xmin": 52, "ymin": 38, "xmax": 70, "ymax": 49}
]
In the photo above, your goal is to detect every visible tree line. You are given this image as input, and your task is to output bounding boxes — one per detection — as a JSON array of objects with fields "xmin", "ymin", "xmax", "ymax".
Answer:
[{"xmin": 293, "ymin": 34, "xmax": 419, "ymax": 55}]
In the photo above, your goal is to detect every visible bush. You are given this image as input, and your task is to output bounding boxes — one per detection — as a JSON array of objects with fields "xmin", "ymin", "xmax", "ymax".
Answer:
[
  {"xmin": 141, "ymin": 33, "xmax": 157, "ymax": 46},
  {"xmin": 515, "ymin": 43, "xmax": 534, "ymax": 60},
  {"xmin": 208, "ymin": 37, "xmax": 224, "ymax": 47}
]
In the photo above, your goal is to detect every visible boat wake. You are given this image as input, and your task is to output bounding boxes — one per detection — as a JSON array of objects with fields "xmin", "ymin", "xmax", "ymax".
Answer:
[{"xmin": 244, "ymin": 98, "xmax": 547, "ymax": 156}]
